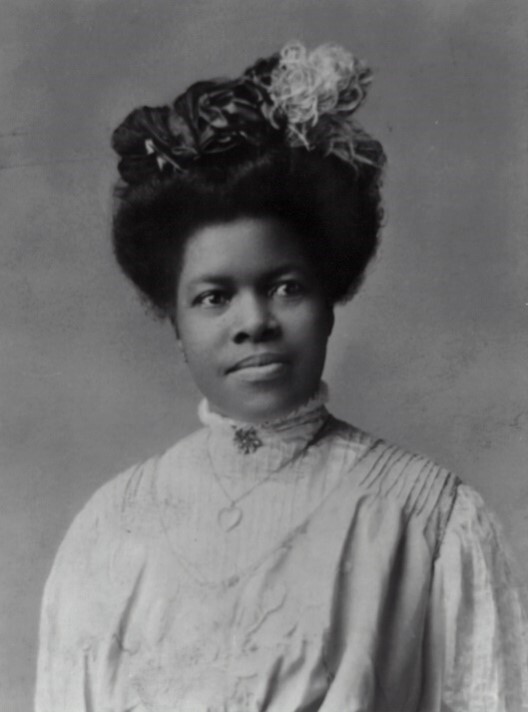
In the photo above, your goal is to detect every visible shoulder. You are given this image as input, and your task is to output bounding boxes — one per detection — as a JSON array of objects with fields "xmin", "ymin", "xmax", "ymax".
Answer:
[
  {"xmin": 331, "ymin": 417, "xmax": 457, "ymax": 500},
  {"xmin": 49, "ymin": 427, "xmax": 207, "ymax": 576},
  {"xmin": 41, "ymin": 428, "xmax": 207, "ymax": 618},
  {"xmin": 71, "ymin": 426, "xmax": 206, "ymax": 528},
  {"xmin": 328, "ymin": 417, "xmax": 460, "ymax": 544},
  {"xmin": 440, "ymin": 482, "xmax": 519, "ymax": 563}
]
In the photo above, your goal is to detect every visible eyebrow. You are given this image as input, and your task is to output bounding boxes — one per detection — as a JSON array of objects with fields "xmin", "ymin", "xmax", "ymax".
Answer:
[{"xmin": 186, "ymin": 264, "xmax": 310, "ymax": 289}]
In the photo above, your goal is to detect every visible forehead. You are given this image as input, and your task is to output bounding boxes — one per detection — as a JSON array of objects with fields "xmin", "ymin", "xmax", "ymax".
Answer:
[{"xmin": 180, "ymin": 217, "xmax": 311, "ymax": 282}]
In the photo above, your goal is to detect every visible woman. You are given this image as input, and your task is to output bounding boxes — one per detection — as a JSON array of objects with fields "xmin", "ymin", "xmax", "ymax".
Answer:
[{"xmin": 35, "ymin": 41, "xmax": 528, "ymax": 711}]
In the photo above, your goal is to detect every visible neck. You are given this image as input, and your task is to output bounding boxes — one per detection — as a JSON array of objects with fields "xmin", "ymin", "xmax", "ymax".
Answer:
[
  {"xmin": 198, "ymin": 382, "xmax": 331, "ymax": 473},
  {"xmin": 199, "ymin": 382, "xmax": 329, "ymax": 430}
]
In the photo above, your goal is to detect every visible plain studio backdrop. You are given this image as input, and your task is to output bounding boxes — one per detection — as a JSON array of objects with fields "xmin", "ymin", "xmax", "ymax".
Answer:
[{"xmin": 1, "ymin": 0, "xmax": 527, "ymax": 709}]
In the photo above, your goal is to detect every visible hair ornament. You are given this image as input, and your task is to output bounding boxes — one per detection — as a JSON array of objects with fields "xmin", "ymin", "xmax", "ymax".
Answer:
[
  {"xmin": 112, "ymin": 41, "xmax": 380, "ymax": 185},
  {"xmin": 266, "ymin": 41, "xmax": 372, "ymax": 150}
]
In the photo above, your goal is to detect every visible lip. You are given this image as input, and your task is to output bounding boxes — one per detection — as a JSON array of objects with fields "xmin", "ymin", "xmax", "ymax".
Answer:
[{"xmin": 227, "ymin": 353, "xmax": 289, "ymax": 374}]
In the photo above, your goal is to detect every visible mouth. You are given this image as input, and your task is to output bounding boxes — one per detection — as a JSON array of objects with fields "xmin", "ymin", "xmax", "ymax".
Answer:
[{"xmin": 226, "ymin": 353, "xmax": 289, "ymax": 376}]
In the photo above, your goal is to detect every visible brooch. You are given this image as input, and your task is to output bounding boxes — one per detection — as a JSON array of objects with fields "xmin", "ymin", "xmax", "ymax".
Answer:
[{"xmin": 232, "ymin": 426, "xmax": 263, "ymax": 454}]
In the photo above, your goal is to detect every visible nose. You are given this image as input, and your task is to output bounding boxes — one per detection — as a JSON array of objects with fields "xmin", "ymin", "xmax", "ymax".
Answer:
[{"xmin": 232, "ymin": 292, "xmax": 280, "ymax": 344}]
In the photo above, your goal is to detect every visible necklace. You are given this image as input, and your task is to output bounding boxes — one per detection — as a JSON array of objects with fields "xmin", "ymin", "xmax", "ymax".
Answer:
[
  {"xmin": 207, "ymin": 414, "xmax": 332, "ymax": 533},
  {"xmin": 210, "ymin": 457, "xmax": 278, "ymax": 532}
]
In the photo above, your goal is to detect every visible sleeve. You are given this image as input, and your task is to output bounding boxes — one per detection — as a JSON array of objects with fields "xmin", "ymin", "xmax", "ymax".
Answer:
[
  {"xmin": 432, "ymin": 483, "xmax": 528, "ymax": 712},
  {"xmin": 34, "ymin": 477, "xmax": 137, "ymax": 712}
]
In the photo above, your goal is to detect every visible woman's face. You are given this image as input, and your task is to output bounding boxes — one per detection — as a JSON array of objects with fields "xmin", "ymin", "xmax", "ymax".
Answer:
[{"xmin": 174, "ymin": 217, "xmax": 334, "ymax": 423}]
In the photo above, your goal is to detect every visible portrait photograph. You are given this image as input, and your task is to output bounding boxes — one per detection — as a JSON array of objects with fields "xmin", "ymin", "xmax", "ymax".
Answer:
[{"xmin": 1, "ymin": 1, "xmax": 527, "ymax": 710}]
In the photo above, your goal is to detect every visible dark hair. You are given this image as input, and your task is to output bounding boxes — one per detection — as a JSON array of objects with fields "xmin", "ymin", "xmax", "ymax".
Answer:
[{"xmin": 112, "ymin": 142, "xmax": 385, "ymax": 318}]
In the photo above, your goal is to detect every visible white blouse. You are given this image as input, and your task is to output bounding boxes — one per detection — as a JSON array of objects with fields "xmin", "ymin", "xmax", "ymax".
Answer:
[{"xmin": 35, "ymin": 391, "xmax": 528, "ymax": 711}]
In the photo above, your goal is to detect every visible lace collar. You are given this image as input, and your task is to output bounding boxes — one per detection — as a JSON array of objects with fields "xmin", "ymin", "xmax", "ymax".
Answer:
[{"xmin": 198, "ymin": 382, "xmax": 331, "ymax": 474}]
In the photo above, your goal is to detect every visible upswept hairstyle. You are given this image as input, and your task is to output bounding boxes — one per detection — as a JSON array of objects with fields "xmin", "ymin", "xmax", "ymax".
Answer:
[{"xmin": 111, "ymin": 42, "xmax": 386, "ymax": 318}]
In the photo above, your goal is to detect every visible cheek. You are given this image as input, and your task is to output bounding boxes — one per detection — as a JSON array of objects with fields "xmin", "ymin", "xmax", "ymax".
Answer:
[
  {"xmin": 176, "ymin": 307, "xmax": 206, "ymax": 348},
  {"xmin": 181, "ymin": 332, "xmax": 211, "ymax": 371},
  {"xmin": 182, "ymin": 340, "xmax": 216, "ymax": 388},
  {"xmin": 291, "ymin": 304, "xmax": 332, "ymax": 346},
  {"xmin": 177, "ymin": 316, "xmax": 223, "ymax": 377}
]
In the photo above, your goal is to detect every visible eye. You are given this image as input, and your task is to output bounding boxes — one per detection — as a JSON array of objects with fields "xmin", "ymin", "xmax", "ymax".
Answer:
[
  {"xmin": 193, "ymin": 290, "xmax": 229, "ymax": 308},
  {"xmin": 271, "ymin": 280, "xmax": 305, "ymax": 298}
]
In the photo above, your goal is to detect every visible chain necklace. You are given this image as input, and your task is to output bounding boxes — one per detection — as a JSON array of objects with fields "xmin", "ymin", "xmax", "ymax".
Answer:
[{"xmin": 207, "ymin": 414, "xmax": 332, "ymax": 533}]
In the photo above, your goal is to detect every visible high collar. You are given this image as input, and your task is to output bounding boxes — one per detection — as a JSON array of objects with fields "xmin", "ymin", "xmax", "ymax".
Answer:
[{"xmin": 198, "ymin": 383, "xmax": 331, "ymax": 476}]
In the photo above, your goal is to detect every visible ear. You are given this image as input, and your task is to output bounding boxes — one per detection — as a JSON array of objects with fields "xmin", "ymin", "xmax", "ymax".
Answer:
[
  {"xmin": 173, "ymin": 326, "xmax": 187, "ymax": 363},
  {"xmin": 326, "ymin": 305, "xmax": 335, "ymax": 338},
  {"xmin": 169, "ymin": 312, "xmax": 180, "ymax": 340}
]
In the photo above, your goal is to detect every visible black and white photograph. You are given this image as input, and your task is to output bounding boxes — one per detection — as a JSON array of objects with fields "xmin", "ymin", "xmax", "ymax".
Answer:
[{"xmin": 1, "ymin": 1, "xmax": 527, "ymax": 710}]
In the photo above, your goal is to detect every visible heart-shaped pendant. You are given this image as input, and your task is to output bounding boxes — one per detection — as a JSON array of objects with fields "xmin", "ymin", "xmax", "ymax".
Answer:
[{"xmin": 218, "ymin": 505, "xmax": 243, "ymax": 532}]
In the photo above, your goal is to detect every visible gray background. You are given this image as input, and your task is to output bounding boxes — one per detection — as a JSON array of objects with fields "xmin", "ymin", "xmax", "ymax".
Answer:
[{"xmin": 1, "ymin": 0, "xmax": 527, "ymax": 709}]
